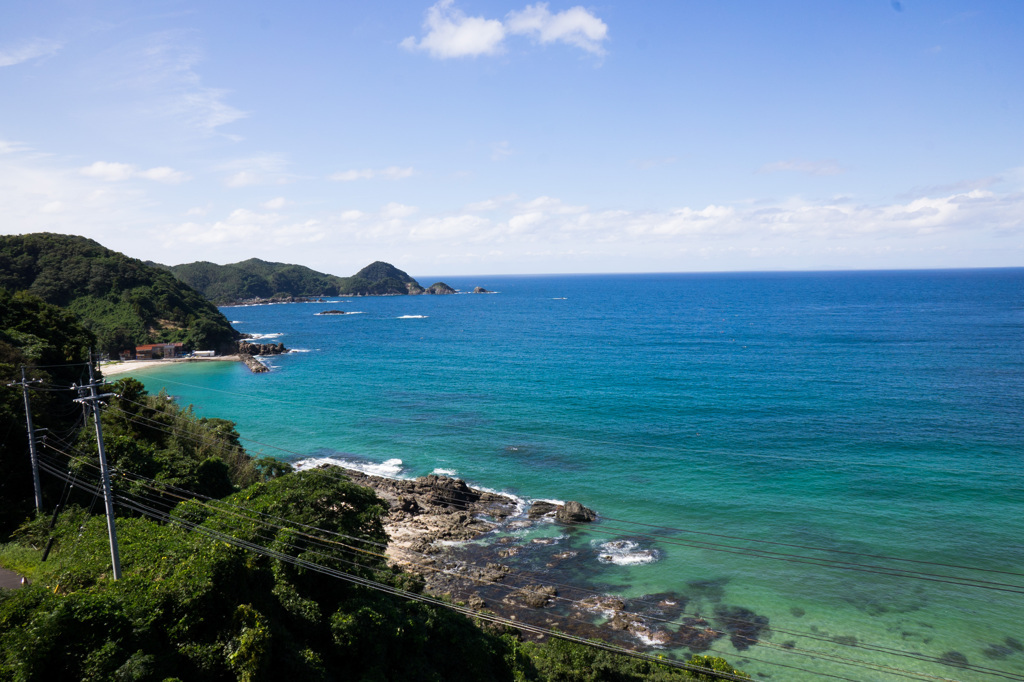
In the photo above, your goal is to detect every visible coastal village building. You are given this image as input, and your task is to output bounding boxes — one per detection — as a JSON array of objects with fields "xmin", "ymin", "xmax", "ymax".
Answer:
[{"xmin": 134, "ymin": 342, "xmax": 184, "ymax": 360}]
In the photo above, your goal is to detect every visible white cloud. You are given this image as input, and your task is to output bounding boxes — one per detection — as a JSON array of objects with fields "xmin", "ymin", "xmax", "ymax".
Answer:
[
  {"xmin": 262, "ymin": 197, "xmax": 288, "ymax": 209},
  {"xmin": 220, "ymin": 155, "xmax": 292, "ymax": 187},
  {"xmin": 381, "ymin": 202, "xmax": 419, "ymax": 219},
  {"xmin": 505, "ymin": 3, "xmax": 609, "ymax": 55},
  {"xmin": 402, "ymin": 1, "xmax": 608, "ymax": 59},
  {"xmin": 0, "ymin": 38, "xmax": 63, "ymax": 68},
  {"xmin": 166, "ymin": 208, "xmax": 327, "ymax": 247},
  {"xmin": 79, "ymin": 161, "xmax": 189, "ymax": 183},
  {"xmin": 329, "ymin": 166, "xmax": 415, "ymax": 181},
  {"xmin": 758, "ymin": 159, "xmax": 844, "ymax": 176},
  {"xmin": 402, "ymin": 0, "xmax": 506, "ymax": 58},
  {"xmin": 465, "ymin": 194, "xmax": 518, "ymax": 211},
  {"xmin": 340, "ymin": 210, "xmax": 366, "ymax": 221},
  {"xmin": 0, "ymin": 140, "xmax": 30, "ymax": 155}
]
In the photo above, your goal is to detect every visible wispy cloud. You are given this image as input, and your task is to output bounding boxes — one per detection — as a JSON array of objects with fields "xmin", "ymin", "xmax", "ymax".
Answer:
[
  {"xmin": 329, "ymin": 166, "xmax": 415, "ymax": 182},
  {"xmin": 112, "ymin": 32, "xmax": 247, "ymax": 135},
  {"xmin": 261, "ymin": 197, "xmax": 288, "ymax": 210},
  {"xmin": 401, "ymin": 1, "xmax": 608, "ymax": 59},
  {"xmin": 220, "ymin": 155, "xmax": 293, "ymax": 187},
  {"xmin": 80, "ymin": 161, "xmax": 189, "ymax": 183},
  {"xmin": 491, "ymin": 141, "xmax": 514, "ymax": 161},
  {"xmin": 757, "ymin": 159, "xmax": 844, "ymax": 176},
  {"xmin": 0, "ymin": 38, "xmax": 63, "ymax": 68}
]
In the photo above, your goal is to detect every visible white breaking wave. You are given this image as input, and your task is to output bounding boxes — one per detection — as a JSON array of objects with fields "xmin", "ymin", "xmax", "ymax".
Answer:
[
  {"xmin": 288, "ymin": 348, "xmax": 312, "ymax": 353},
  {"xmin": 397, "ymin": 315, "xmax": 428, "ymax": 319},
  {"xmin": 294, "ymin": 456, "xmax": 404, "ymax": 479},
  {"xmin": 247, "ymin": 332, "xmax": 284, "ymax": 340},
  {"xmin": 231, "ymin": 320, "xmax": 244, "ymax": 324},
  {"xmin": 593, "ymin": 539, "xmax": 661, "ymax": 566},
  {"xmin": 432, "ymin": 468, "xmax": 458, "ymax": 476}
]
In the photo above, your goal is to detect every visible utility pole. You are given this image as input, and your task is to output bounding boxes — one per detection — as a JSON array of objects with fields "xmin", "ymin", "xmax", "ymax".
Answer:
[
  {"xmin": 73, "ymin": 353, "xmax": 122, "ymax": 580},
  {"xmin": 6, "ymin": 367, "xmax": 43, "ymax": 513}
]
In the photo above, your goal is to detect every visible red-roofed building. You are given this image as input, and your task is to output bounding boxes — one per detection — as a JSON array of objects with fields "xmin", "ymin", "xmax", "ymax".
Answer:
[{"xmin": 134, "ymin": 342, "xmax": 184, "ymax": 360}]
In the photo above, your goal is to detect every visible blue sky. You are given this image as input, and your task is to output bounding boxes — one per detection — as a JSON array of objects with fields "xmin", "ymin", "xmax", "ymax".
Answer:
[{"xmin": 1, "ymin": 1, "xmax": 1022, "ymax": 276}]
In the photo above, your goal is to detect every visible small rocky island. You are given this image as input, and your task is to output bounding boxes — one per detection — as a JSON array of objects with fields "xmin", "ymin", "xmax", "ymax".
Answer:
[{"xmin": 315, "ymin": 310, "xmax": 347, "ymax": 315}]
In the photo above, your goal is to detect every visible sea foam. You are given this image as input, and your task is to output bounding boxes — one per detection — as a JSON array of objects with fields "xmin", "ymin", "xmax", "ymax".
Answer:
[
  {"xmin": 593, "ymin": 539, "xmax": 661, "ymax": 566},
  {"xmin": 294, "ymin": 456, "xmax": 405, "ymax": 479}
]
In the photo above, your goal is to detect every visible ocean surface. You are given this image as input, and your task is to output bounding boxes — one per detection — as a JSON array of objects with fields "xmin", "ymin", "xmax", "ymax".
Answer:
[{"xmin": 130, "ymin": 270, "xmax": 1024, "ymax": 682}]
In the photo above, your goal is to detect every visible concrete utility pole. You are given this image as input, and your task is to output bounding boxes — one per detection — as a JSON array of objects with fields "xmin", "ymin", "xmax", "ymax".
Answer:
[
  {"xmin": 6, "ymin": 367, "xmax": 43, "ymax": 512},
  {"xmin": 74, "ymin": 355, "xmax": 122, "ymax": 580}
]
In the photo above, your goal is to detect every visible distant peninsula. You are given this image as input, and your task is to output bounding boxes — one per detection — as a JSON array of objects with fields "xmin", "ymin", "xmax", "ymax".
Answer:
[{"xmin": 159, "ymin": 259, "xmax": 464, "ymax": 305}]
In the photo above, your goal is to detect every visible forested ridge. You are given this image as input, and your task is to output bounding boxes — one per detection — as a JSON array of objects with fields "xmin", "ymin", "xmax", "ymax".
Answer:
[
  {"xmin": 0, "ymin": 233, "xmax": 239, "ymax": 356},
  {"xmin": 165, "ymin": 258, "xmax": 452, "ymax": 304}
]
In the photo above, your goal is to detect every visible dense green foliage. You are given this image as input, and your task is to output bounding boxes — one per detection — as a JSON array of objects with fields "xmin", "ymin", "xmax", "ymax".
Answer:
[
  {"xmin": 166, "ymin": 258, "xmax": 426, "ymax": 304},
  {"xmin": 70, "ymin": 377, "xmax": 272, "ymax": 501},
  {"xmin": 0, "ymin": 233, "xmax": 239, "ymax": 355},
  {"xmin": 0, "ymin": 289, "xmax": 97, "ymax": 534}
]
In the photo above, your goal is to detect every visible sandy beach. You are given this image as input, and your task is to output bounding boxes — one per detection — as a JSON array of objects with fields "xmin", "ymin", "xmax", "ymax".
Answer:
[{"xmin": 100, "ymin": 355, "xmax": 242, "ymax": 377}]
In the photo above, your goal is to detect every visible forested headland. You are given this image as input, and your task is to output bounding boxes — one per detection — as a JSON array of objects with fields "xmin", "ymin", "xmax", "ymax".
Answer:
[{"xmin": 0, "ymin": 234, "xmax": 239, "ymax": 357}]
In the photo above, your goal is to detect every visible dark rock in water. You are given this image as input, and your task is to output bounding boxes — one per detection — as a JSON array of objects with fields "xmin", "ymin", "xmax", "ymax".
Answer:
[
  {"xmin": 528, "ymin": 501, "xmax": 559, "ymax": 518},
  {"xmin": 556, "ymin": 500, "xmax": 597, "ymax": 524},
  {"xmin": 473, "ymin": 286, "xmax": 492, "ymax": 293},
  {"xmin": 781, "ymin": 641, "xmax": 796, "ymax": 649},
  {"xmin": 508, "ymin": 585, "xmax": 557, "ymax": 608},
  {"xmin": 790, "ymin": 607, "xmax": 805, "ymax": 617},
  {"xmin": 1006, "ymin": 637, "xmax": 1024, "ymax": 652},
  {"xmin": 578, "ymin": 595, "xmax": 626, "ymax": 613},
  {"xmin": 983, "ymin": 645, "xmax": 1013, "ymax": 660},
  {"xmin": 674, "ymin": 624, "xmax": 721, "ymax": 652},
  {"xmin": 318, "ymin": 309, "xmax": 346, "ymax": 315},
  {"xmin": 714, "ymin": 606, "xmax": 770, "ymax": 651},
  {"xmin": 938, "ymin": 651, "xmax": 969, "ymax": 668},
  {"xmin": 687, "ymin": 579, "xmax": 728, "ymax": 603},
  {"xmin": 238, "ymin": 340, "xmax": 288, "ymax": 355}
]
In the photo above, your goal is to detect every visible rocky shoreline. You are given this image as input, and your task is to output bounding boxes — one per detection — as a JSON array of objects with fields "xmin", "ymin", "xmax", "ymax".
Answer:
[{"xmin": 323, "ymin": 464, "xmax": 771, "ymax": 656}]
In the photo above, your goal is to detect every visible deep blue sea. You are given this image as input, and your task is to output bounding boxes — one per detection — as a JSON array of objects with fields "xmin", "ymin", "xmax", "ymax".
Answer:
[{"xmin": 129, "ymin": 270, "xmax": 1024, "ymax": 681}]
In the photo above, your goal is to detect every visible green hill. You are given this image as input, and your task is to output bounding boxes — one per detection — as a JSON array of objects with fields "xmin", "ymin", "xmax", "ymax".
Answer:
[
  {"xmin": 166, "ymin": 258, "xmax": 459, "ymax": 304},
  {"xmin": 0, "ymin": 233, "xmax": 239, "ymax": 356}
]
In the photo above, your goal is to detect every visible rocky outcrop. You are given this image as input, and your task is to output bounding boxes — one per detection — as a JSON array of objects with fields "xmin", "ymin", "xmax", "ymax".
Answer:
[
  {"xmin": 424, "ymin": 282, "xmax": 457, "ymax": 295},
  {"xmin": 239, "ymin": 354, "xmax": 268, "ymax": 373},
  {"xmin": 556, "ymin": 501, "xmax": 598, "ymax": 524},
  {"xmin": 527, "ymin": 501, "xmax": 559, "ymax": 518},
  {"xmin": 507, "ymin": 585, "xmax": 557, "ymax": 609},
  {"xmin": 472, "ymin": 286, "xmax": 493, "ymax": 294},
  {"xmin": 316, "ymin": 310, "xmax": 346, "ymax": 315},
  {"xmin": 237, "ymin": 340, "xmax": 288, "ymax": 355},
  {"xmin": 527, "ymin": 500, "xmax": 597, "ymax": 523}
]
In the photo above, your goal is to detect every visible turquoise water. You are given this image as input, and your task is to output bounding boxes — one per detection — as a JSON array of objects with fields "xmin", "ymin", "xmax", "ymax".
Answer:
[{"xmin": 131, "ymin": 270, "xmax": 1024, "ymax": 681}]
